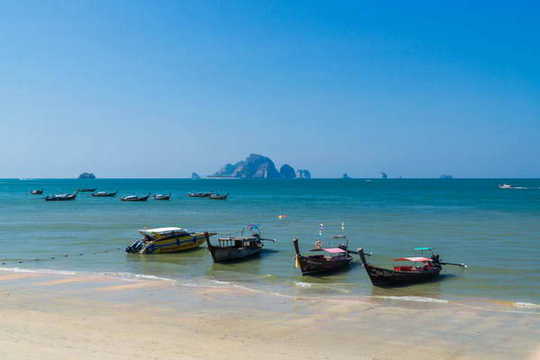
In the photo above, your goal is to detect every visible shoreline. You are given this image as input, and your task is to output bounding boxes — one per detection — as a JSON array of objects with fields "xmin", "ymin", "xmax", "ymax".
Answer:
[{"xmin": 0, "ymin": 269, "xmax": 538, "ymax": 359}]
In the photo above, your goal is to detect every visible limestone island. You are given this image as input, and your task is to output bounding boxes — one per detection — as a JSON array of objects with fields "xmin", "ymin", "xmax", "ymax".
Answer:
[
  {"xmin": 78, "ymin": 172, "xmax": 96, "ymax": 179},
  {"xmin": 208, "ymin": 154, "xmax": 311, "ymax": 179}
]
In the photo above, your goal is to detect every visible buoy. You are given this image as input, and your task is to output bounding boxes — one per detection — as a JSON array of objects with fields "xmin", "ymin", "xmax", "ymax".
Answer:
[{"xmin": 277, "ymin": 214, "xmax": 288, "ymax": 219}]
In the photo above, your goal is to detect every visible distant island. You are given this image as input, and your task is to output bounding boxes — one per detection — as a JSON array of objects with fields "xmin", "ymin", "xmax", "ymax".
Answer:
[
  {"xmin": 440, "ymin": 174, "xmax": 453, "ymax": 179},
  {"xmin": 78, "ymin": 172, "xmax": 96, "ymax": 179},
  {"xmin": 208, "ymin": 154, "xmax": 311, "ymax": 179},
  {"xmin": 191, "ymin": 172, "xmax": 201, "ymax": 180},
  {"xmin": 342, "ymin": 173, "xmax": 352, "ymax": 179}
]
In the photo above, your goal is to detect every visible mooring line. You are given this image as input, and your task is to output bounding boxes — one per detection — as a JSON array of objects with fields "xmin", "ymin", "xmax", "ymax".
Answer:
[{"xmin": 0, "ymin": 247, "xmax": 123, "ymax": 265}]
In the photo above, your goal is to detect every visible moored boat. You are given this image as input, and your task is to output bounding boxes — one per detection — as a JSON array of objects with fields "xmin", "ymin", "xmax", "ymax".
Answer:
[
  {"xmin": 206, "ymin": 225, "xmax": 274, "ymax": 263},
  {"xmin": 209, "ymin": 193, "xmax": 228, "ymax": 200},
  {"xmin": 126, "ymin": 227, "xmax": 217, "ymax": 254},
  {"xmin": 45, "ymin": 192, "xmax": 78, "ymax": 201},
  {"xmin": 31, "ymin": 189, "xmax": 43, "ymax": 195},
  {"xmin": 188, "ymin": 192, "xmax": 212, "ymax": 198},
  {"xmin": 498, "ymin": 184, "xmax": 513, "ymax": 189},
  {"xmin": 153, "ymin": 193, "xmax": 171, "ymax": 200},
  {"xmin": 91, "ymin": 191, "xmax": 117, "ymax": 197},
  {"xmin": 120, "ymin": 194, "xmax": 150, "ymax": 202},
  {"xmin": 357, "ymin": 247, "xmax": 466, "ymax": 287},
  {"xmin": 292, "ymin": 238, "xmax": 352, "ymax": 276},
  {"xmin": 78, "ymin": 188, "xmax": 97, "ymax": 192}
]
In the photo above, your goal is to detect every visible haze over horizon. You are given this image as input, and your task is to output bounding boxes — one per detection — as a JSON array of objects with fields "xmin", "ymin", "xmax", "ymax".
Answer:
[{"xmin": 1, "ymin": 1, "xmax": 538, "ymax": 178}]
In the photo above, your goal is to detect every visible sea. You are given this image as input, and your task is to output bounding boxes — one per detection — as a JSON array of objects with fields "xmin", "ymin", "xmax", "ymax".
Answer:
[{"xmin": 0, "ymin": 178, "xmax": 539, "ymax": 309}]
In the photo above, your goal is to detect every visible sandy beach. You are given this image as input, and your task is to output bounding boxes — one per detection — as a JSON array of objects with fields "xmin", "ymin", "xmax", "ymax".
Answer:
[{"xmin": 0, "ymin": 270, "xmax": 537, "ymax": 360}]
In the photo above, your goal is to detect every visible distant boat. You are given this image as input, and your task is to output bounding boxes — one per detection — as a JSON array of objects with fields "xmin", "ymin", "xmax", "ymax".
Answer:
[
  {"xmin": 126, "ymin": 227, "xmax": 217, "ymax": 254},
  {"xmin": 292, "ymin": 238, "xmax": 352, "ymax": 276},
  {"xmin": 91, "ymin": 191, "xmax": 117, "ymax": 197},
  {"xmin": 153, "ymin": 193, "xmax": 171, "ymax": 200},
  {"xmin": 45, "ymin": 192, "xmax": 78, "ymax": 201},
  {"xmin": 120, "ymin": 194, "xmax": 149, "ymax": 202},
  {"xmin": 209, "ymin": 193, "xmax": 228, "ymax": 200},
  {"xmin": 31, "ymin": 189, "xmax": 43, "ymax": 195},
  {"xmin": 206, "ymin": 225, "xmax": 274, "ymax": 263},
  {"xmin": 78, "ymin": 188, "xmax": 97, "ymax": 192},
  {"xmin": 187, "ymin": 192, "xmax": 212, "ymax": 198},
  {"xmin": 498, "ymin": 184, "xmax": 513, "ymax": 189}
]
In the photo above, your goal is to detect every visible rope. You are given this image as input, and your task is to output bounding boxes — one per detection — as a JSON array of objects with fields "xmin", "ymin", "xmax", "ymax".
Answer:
[{"xmin": 0, "ymin": 247, "xmax": 123, "ymax": 265}]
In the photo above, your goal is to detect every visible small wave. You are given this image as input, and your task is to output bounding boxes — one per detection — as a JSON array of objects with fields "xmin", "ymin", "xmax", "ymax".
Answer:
[
  {"xmin": 101, "ymin": 272, "xmax": 176, "ymax": 282},
  {"xmin": 0, "ymin": 267, "xmax": 77, "ymax": 276},
  {"xmin": 374, "ymin": 295, "xmax": 449, "ymax": 304},
  {"xmin": 294, "ymin": 281, "xmax": 312, "ymax": 288},
  {"xmin": 514, "ymin": 302, "xmax": 540, "ymax": 309}
]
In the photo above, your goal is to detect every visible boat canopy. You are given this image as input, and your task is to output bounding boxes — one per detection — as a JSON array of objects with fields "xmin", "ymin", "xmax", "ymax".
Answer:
[
  {"xmin": 139, "ymin": 227, "xmax": 189, "ymax": 236},
  {"xmin": 414, "ymin": 247, "xmax": 432, "ymax": 251},
  {"xmin": 394, "ymin": 257, "xmax": 433, "ymax": 262},
  {"xmin": 322, "ymin": 248, "xmax": 347, "ymax": 254}
]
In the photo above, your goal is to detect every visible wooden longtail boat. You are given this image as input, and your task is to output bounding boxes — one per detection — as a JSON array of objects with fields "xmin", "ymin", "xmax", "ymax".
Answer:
[
  {"xmin": 357, "ymin": 247, "xmax": 466, "ymax": 287},
  {"xmin": 78, "ymin": 188, "xmax": 97, "ymax": 192},
  {"xmin": 206, "ymin": 225, "xmax": 274, "ymax": 263},
  {"xmin": 292, "ymin": 238, "xmax": 352, "ymax": 276},
  {"xmin": 187, "ymin": 192, "xmax": 212, "ymax": 198},
  {"xmin": 153, "ymin": 193, "xmax": 171, "ymax": 200},
  {"xmin": 45, "ymin": 192, "xmax": 78, "ymax": 201},
  {"xmin": 31, "ymin": 189, "xmax": 43, "ymax": 195},
  {"xmin": 91, "ymin": 191, "xmax": 117, "ymax": 197},
  {"xmin": 126, "ymin": 227, "xmax": 217, "ymax": 254},
  {"xmin": 120, "ymin": 194, "xmax": 150, "ymax": 202},
  {"xmin": 209, "ymin": 193, "xmax": 228, "ymax": 200}
]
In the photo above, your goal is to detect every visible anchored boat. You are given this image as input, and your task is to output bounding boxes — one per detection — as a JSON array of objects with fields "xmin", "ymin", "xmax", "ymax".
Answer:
[
  {"xmin": 153, "ymin": 193, "xmax": 171, "ymax": 200},
  {"xmin": 121, "ymin": 194, "xmax": 150, "ymax": 202},
  {"xmin": 78, "ymin": 188, "xmax": 97, "ymax": 192},
  {"xmin": 31, "ymin": 189, "xmax": 43, "ymax": 195},
  {"xmin": 126, "ymin": 227, "xmax": 217, "ymax": 254},
  {"xmin": 292, "ymin": 237, "xmax": 352, "ymax": 276},
  {"xmin": 209, "ymin": 193, "xmax": 228, "ymax": 200},
  {"xmin": 188, "ymin": 192, "xmax": 212, "ymax": 198},
  {"xmin": 357, "ymin": 247, "xmax": 466, "ymax": 287},
  {"xmin": 91, "ymin": 191, "xmax": 117, "ymax": 197},
  {"xmin": 45, "ymin": 192, "xmax": 78, "ymax": 201},
  {"xmin": 206, "ymin": 225, "xmax": 274, "ymax": 263}
]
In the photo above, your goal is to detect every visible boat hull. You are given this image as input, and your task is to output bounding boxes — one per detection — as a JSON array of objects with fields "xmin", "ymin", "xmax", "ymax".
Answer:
[
  {"xmin": 362, "ymin": 264, "xmax": 441, "ymax": 287},
  {"xmin": 208, "ymin": 246, "xmax": 261, "ymax": 263},
  {"xmin": 126, "ymin": 233, "xmax": 208, "ymax": 254},
  {"xmin": 296, "ymin": 255, "xmax": 352, "ymax": 276}
]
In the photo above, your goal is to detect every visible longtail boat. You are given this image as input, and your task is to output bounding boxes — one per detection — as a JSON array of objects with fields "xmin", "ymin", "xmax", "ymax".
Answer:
[
  {"xmin": 120, "ymin": 194, "xmax": 150, "ymax": 202},
  {"xmin": 357, "ymin": 247, "xmax": 466, "ymax": 287},
  {"xmin": 45, "ymin": 192, "xmax": 78, "ymax": 201},
  {"xmin": 126, "ymin": 227, "xmax": 217, "ymax": 254},
  {"xmin": 153, "ymin": 193, "xmax": 171, "ymax": 200},
  {"xmin": 91, "ymin": 191, "xmax": 117, "ymax": 197},
  {"xmin": 188, "ymin": 192, "xmax": 212, "ymax": 198},
  {"xmin": 206, "ymin": 225, "xmax": 274, "ymax": 263},
  {"xmin": 292, "ymin": 238, "xmax": 352, "ymax": 276},
  {"xmin": 209, "ymin": 193, "xmax": 228, "ymax": 200},
  {"xmin": 78, "ymin": 188, "xmax": 97, "ymax": 192},
  {"xmin": 31, "ymin": 189, "xmax": 43, "ymax": 195}
]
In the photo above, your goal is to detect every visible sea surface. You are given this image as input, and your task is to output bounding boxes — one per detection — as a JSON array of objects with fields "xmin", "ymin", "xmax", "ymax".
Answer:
[{"xmin": 0, "ymin": 178, "xmax": 539, "ymax": 308}]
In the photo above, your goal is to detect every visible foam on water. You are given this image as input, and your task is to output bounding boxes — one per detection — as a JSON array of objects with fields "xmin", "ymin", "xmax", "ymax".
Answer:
[{"xmin": 373, "ymin": 295, "xmax": 449, "ymax": 304}]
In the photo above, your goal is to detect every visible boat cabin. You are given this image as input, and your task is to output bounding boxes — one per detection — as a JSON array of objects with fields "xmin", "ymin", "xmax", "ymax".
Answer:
[
  {"xmin": 138, "ymin": 227, "xmax": 191, "ymax": 241},
  {"xmin": 392, "ymin": 257, "xmax": 435, "ymax": 272}
]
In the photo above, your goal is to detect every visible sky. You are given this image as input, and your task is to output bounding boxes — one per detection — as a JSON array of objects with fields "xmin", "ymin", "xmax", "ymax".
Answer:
[{"xmin": 0, "ymin": 0, "xmax": 538, "ymax": 178}]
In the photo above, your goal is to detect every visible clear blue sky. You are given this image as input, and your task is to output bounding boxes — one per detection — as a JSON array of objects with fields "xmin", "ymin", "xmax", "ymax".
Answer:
[{"xmin": 1, "ymin": 1, "xmax": 538, "ymax": 178}]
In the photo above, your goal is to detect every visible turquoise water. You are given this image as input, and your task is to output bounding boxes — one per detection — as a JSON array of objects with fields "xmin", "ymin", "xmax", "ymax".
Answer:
[{"xmin": 0, "ymin": 178, "xmax": 539, "ymax": 304}]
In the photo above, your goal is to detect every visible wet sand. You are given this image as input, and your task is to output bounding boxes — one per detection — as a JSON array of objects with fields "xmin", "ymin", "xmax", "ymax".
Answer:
[{"xmin": 0, "ymin": 270, "xmax": 538, "ymax": 360}]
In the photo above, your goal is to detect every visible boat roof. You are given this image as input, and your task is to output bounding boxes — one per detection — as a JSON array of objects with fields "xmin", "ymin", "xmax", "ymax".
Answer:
[
  {"xmin": 394, "ymin": 257, "xmax": 433, "ymax": 262},
  {"xmin": 322, "ymin": 247, "xmax": 347, "ymax": 254},
  {"xmin": 139, "ymin": 227, "xmax": 188, "ymax": 235},
  {"xmin": 414, "ymin": 247, "xmax": 432, "ymax": 251}
]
